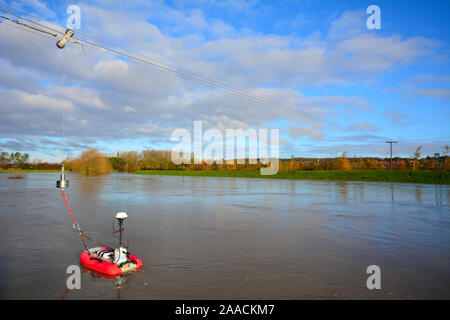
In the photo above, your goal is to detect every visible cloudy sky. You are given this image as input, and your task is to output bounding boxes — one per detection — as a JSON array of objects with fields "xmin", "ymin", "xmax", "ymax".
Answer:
[{"xmin": 0, "ymin": 0, "xmax": 449, "ymax": 161}]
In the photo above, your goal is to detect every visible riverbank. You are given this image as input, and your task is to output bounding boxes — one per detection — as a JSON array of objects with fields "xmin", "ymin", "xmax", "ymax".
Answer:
[
  {"xmin": 135, "ymin": 169, "xmax": 450, "ymax": 184},
  {"xmin": 0, "ymin": 169, "xmax": 59, "ymax": 173},
  {"xmin": 3, "ymin": 169, "xmax": 448, "ymax": 184}
]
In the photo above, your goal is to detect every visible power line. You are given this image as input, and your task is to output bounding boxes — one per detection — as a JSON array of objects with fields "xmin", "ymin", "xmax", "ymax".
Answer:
[
  {"xmin": 397, "ymin": 137, "xmax": 450, "ymax": 143},
  {"xmin": 0, "ymin": 4, "xmax": 328, "ymax": 115},
  {"xmin": 4, "ymin": 5, "xmax": 447, "ymax": 146},
  {"xmin": 0, "ymin": 19, "xmax": 58, "ymax": 42},
  {"xmin": 0, "ymin": 6, "xmax": 350, "ymax": 131}
]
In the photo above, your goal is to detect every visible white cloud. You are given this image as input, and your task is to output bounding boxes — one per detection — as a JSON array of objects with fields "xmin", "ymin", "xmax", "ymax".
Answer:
[
  {"xmin": 11, "ymin": 0, "xmax": 56, "ymax": 18},
  {"xmin": 334, "ymin": 34, "xmax": 438, "ymax": 74},
  {"xmin": 413, "ymin": 88, "xmax": 450, "ymax": 100},
  {"xmin": 52, "ymin": 86, "xmax": 109, "ymax": 110},
  {"xmin": 0, "ymin": 4, "xmax": 446, "ymax": 158},
  {"xmin": 122, "ymin": 105, "xmax": 137, "ymax": 112},
  {"xmin": 288, "ymin": 126, "xmax": 324, "ymax": 139},
  {"xmin": 327, "ymin": 9, "xmax": 367, "ymax": 41},
  {"xmin": 14, "ymin": 90, "xmax": 75, "ymax": 111},
  {"xmin": 380, "ymin": 111, "xmax": 410, "ymax": 127},
  {"xmin": 347, "ymin": 122, "xmax": 380, "ymax": 132}
]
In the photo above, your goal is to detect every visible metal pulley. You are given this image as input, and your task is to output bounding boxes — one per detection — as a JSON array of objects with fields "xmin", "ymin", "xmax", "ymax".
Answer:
[{"xmin": 56, "ymin": 29, "xmax": 74, "ymax": 49}]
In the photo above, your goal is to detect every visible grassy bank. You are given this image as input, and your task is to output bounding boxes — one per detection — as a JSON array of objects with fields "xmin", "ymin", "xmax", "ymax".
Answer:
[
  {"xmin": 0, "ymin": 169, "xmax": 59, "ymax": 173},
  {"xmin": 135, "ymin": 169, "xmax": 450, "ymax": 184}
]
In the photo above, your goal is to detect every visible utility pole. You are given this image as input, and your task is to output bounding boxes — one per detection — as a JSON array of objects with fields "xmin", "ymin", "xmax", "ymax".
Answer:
[
  {"xmin": 386, "ymin": 141, "xmax": 397, "ymax": 169},
  {"xmin": 434, "ymin": 153, "xmax": 441, "ymax": 172}
]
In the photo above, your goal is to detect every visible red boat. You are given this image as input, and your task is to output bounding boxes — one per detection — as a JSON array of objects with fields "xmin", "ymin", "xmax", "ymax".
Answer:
[{"xmin": 80, "ymin": 247, "xmax": 143, "ymax": 277}]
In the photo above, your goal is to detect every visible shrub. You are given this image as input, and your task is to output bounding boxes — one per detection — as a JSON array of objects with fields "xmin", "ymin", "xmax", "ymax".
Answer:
[{"xmin": 66, "ymin": 148, "xmax": 111, "ymax": 176}]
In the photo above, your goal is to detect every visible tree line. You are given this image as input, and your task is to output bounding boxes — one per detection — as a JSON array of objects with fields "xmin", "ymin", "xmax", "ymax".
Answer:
[
  {"xmin": 2, "ymin": 145, "xmax": 448, "ymax": 176},
  {"xmin": 107, "ymin": 149, "xmax": 449, "ymax": 173}
]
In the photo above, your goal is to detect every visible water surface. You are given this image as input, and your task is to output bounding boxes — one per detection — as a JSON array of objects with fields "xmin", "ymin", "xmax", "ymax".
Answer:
[{"xmin": 0, "ymin": 172, "xmax": 449, "ymax": 299}]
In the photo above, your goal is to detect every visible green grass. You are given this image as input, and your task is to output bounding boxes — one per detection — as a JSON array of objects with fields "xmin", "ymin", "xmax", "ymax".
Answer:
[
  {"xmin": 3, "ymin": 168, "xmax": 447, "ymax": 184},
  {"xmin": 0, "ymin": 169, "xmax": 60, "ymax": 173},
  {"xmin": 135, "ymin": 169, "xmax": 450, "ymax": 184}
]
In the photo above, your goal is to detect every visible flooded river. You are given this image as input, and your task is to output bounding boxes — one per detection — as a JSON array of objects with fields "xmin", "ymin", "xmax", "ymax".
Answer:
[{"xmin": 0, "ymin": 172, "xmax": 449, "ymax": 299}]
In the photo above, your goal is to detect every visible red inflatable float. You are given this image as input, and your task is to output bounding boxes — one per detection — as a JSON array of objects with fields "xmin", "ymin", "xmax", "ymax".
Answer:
[
  {"xmin": 80, "ymin": 247, "xmax": 143, "ymax": 277},
  {"xmin": 57, "ymin": 166, "xmax": 142, "ymax": 278}
]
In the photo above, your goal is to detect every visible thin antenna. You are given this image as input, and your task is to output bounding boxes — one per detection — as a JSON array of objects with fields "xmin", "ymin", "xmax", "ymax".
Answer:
[{"xmin": 62, "ymin": 71, "xmax": 66, "ymax": 162}]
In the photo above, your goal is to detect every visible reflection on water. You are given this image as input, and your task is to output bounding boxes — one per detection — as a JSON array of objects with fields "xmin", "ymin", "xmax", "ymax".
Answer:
[
  {"xmin": 61, "ymin": 266, "xmax": 136, "ymax": 300},
  {"xmin": 0, "ymin": 172, "xmax": 449, "ymax": 299},
  {"xmin": 415, "ymin": 186, "xmax": 422, "ymax": 204},
  {"xmin": 73, "ymin": 175, "xmax": 106, "ymax": 201}
]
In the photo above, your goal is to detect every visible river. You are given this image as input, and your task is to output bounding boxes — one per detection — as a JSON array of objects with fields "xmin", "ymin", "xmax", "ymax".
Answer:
[{"xmin": 0, "ymin": 172, "xmax": 448, "ymax": 299}]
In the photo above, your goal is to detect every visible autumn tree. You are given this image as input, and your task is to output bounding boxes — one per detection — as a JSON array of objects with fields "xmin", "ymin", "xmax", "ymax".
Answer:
[
  {"xmin": 67, "ymin": 148, "xmax": 111, "ymax": 176},
  {"xmin": 119, "ymin": 151, "xmax": 140, "ymax": 173},
  {"xmin": 398, "ymin": 160, "xmax": 407, "ymax": 170},
  {"xmin": 289, "ymin": 155, "xmax": 298, "ymax": 170},
  {"xmin": 335, "ymin": 152, "xmax": 352, "ymax": 170}
]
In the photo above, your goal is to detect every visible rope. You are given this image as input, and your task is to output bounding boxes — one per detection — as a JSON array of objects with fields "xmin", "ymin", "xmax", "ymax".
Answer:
[
  {"xmin": 0, "ymin": 6, "xmax": 120, "ymax": 254},
  {"xmin": 80, "ymin": 233, "xmax": 114, "ymax": 251},
  {"xmin": 61, "ymin": 190, "xmax": 114, "ymax": 251},
  {"xmin": 61, "ymin": 190, "xmax": 77, "ymax": 227}
]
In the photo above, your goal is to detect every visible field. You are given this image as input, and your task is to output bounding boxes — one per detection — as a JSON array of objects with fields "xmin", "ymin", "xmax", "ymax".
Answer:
[
  {"xmin": 0, "ymin": 169, "xmax": 59, "ymax": 173},
  {"xmin": 135, "ymin": 169, "xmax": 450, "ymax": 184},
  {"xmin": 2, "ymin": 169, "xmax": 448, "ymax": 184}
]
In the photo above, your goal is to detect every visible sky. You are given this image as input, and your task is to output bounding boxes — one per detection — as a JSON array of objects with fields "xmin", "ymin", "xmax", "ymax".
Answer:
[{"xmin": 0, "ymin": 0, "xmax": 449, "ymax": 162}]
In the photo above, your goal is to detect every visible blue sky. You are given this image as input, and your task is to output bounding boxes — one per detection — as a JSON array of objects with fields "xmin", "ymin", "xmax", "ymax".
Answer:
[{"xmin": 0, "ymin": 0, "xmax": 449, "ymax": 161}]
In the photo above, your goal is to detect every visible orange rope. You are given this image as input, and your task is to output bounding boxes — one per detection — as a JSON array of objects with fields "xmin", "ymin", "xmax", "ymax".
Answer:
[
  {"xmin": 61, "ymin": 190, "xmax": 77, "ymax": 226},
  {"xmin": 61, "ymin": 190, "xmax": 90, "ymax": 252}
]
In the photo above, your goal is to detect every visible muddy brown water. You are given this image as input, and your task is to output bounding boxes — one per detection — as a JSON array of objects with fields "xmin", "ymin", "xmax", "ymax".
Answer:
[{"xmin": 0, "ymin": 172, "xmax": 449, "ymax": 299}]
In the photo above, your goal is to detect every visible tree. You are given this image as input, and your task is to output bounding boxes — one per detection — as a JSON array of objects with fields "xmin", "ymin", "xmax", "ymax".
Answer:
[
  {"xmin": 10, "ymin": 152, "xmax": 19, "ymax": 168},
  {"xmin": 413, "ymin": 145, "xmax": 423, "ymax": 170},
  {"xmin": 0, "ymin": 151, "xmax": 9, "ymax": 168},
  {"xmin": 398, "ymin": 160, "xmax": 407, "ymax": 170},
  {"xmin": 289, "ymin": 155, "xmax": 298, "ymax": 170},
  {"xmin": 20, "ymin": 153, "xmax": 30, "ymax": 164},
  {"xmin": 6, "ymin": 152, "xmax": 30, "ymax": 168},
  {"xmin": 66, "ymin": 148, "xmax": 111, "ymax": 176},
  {"xmin": 123, "ymin": 151, "xmax": 140, "ymax": 173},
  {"xmin": 335, "ymin": 152, "xmax": 352, "ymax": 170},
  {"xmin": 443, "ymin": 145, "xmax": 449, "ymax": 171}
]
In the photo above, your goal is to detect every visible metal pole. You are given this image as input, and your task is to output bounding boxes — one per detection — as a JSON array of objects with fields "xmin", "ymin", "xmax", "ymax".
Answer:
[
  {"xmin": 390, "ymin": 143, "xmax": 392, "ymax": 169},
  {"xmin": 386, "ymin": 141, "xmax": 397, "ymax": 169},
  {"xmin": 115, "ymin": 212, "xmax": 128, "ymax": 248},
  {"xmin": 118, "ymin": 219, "xmax": 123, "ymax": 247},
  {"xmin": 434, "ymin": 153, "xmax": 441, "ymax": 172}
]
